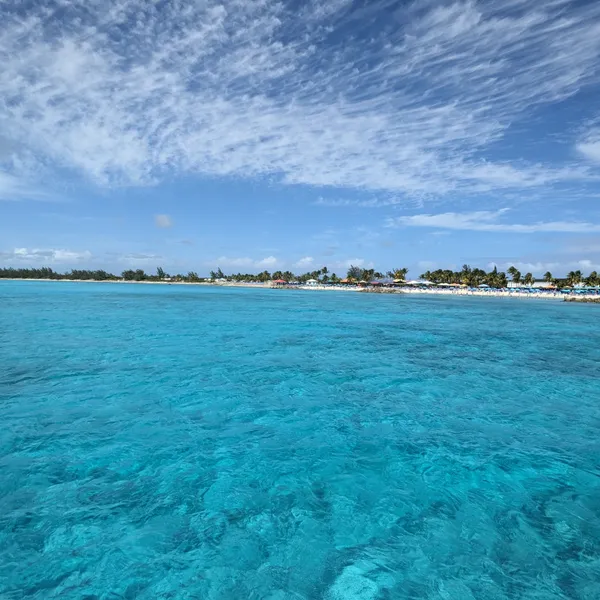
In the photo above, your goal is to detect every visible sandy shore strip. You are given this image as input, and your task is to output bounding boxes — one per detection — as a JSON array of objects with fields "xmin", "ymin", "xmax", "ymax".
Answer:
[{"xmin": 290, "ymin": 284, "xmax": 598, "ymax": 300}]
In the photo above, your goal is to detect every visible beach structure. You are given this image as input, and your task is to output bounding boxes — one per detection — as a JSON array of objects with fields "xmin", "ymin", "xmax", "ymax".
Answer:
[{"xmin": 405, "ymin": 280, "xmax": 433, "ymax": 286}]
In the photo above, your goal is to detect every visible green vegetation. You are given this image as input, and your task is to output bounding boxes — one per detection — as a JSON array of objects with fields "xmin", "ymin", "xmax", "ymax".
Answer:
[
  {"xmin": 1, "ymin": 263, "xmax": 599, "ymax": 290},
  {"xmin": 0, "ymin": 266, "xmax": 205, "ymax": 283},
  {"xmin": 585, "ymin": 271, "xmax": 599, "ymax": 286},
  {"xmin": 566, "ymin": 270, "xmax": 583, "ymax": 287},
  {"xmin": 420, "ymin": 264, "xmax": 508, "ymax": 288},
  {"xmin": 0, "ymin": 267, "xmax": 119, "ymax": 280}
]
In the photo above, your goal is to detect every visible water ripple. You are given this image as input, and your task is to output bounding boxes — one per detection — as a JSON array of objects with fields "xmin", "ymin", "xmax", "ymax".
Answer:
[{"xmin": 1, "ymin": 283, "xmax": 599, "ymax": 599}]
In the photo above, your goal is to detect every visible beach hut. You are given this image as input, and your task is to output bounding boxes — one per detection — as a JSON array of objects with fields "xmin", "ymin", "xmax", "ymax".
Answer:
[
  {"xmin": 406, "ymin": 280, "xmax": 433, "ymax": 286},
  {"xmin": 272, "ymin": 279, "xmax": 287, "ymax": 285},
  {"xmin": 378, "ymin": 277, "xmax": 395, "ymax": 287},
  {"xmin": 306, "ymin": 278, "xmax": 318, "ymax": 286}
]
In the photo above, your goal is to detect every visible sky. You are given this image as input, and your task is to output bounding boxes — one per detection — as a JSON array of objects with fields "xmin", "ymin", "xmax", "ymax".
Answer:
[{"xmin": 1, "ymin": 0, "xmax": 600, "ymax": 277}]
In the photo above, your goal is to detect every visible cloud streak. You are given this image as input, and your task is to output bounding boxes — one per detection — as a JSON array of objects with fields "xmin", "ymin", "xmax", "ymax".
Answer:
[
  {"xmin": 208, "ymin": 256, "xmax": 280, "ymax": 269},
  {"xmin": 389, "ymin": 209, "xmax": 600, "ymax": 233},
  {"xmin": 0, "ymin": 248, "xmax": 92, "ymax": 263},
  {"xmin": 1, "ymin": 0, "xmax": 600, "ymax": 200},
  {"xmin": 0, "ymin": 169, "xmax": 52, "ymax": 201},
  {"xmin": 577, "ymin": 128, "xmax": 600, "ymax": 164},
  {"xmin": 155, "ymin": 214, "xmax": 173, "ymax": 229}
]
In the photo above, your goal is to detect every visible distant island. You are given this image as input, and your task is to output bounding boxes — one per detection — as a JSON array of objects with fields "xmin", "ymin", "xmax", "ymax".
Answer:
[{"xmin": 1, "ymin": 264, "xmax": 598, "ymax": 289}]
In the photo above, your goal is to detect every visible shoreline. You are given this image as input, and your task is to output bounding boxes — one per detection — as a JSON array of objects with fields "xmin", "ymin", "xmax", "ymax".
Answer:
[
  {"xmin": 2, "ymin": 278, "xmax": 599, "ymax": 301},
  {"xmin": 0, "ymin": 278, "xmax": 270, "ymax": 288},
  {"xmin": 293, "ymin": 284, "xmax": 574, "ymax": 300}
]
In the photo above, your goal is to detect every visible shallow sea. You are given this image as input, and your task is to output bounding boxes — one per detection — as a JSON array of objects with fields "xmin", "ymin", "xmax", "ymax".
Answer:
[{"xmin": 1, "ymin": 281, "xmax": 599, "ymax": 599}]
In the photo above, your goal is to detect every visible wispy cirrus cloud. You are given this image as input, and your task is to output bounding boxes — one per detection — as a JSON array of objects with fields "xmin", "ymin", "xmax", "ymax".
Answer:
[
  {"xmin": 1, "ymin": 0, "xmax": 600, "ymax": 200},
  {"xmin": 0, "ymin": 170, "xmax": 53, "ymax": 201},
  {"xmin": 388, "ymin": 209, "xmax": 600, "ymax": 233},
  {"xmin": 117, "ymin": 253, "xmax": 164, "ymax": 267},
  {"xmin": 577, "ymin": 128, "xmax": 600, "ymax": 164},
  {"xmin": 0, "ymin": 248, "xmax": 92, "ymax": 263},
  {"xmin": 208, "ymin": 256, "xmax": 280, "ymax": 270}
]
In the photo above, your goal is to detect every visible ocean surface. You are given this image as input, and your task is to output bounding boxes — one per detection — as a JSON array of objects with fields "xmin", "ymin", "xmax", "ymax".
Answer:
[{"xmin": 1, "ymin": 281, "xmax": 599, "ymax": 600}]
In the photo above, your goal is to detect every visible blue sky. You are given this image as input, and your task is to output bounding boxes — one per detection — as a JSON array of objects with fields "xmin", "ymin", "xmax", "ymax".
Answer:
[{"xmin": 1, "ymin": 0, "xmax": 600, "ymax": 277}]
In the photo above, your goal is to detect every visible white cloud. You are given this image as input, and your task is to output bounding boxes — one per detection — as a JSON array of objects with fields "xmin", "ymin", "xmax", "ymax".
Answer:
[
  {"xmin": 0, "ymin": 169, "xmax": 52, "ymax": 201},
  {"xmin": 255, "ymin": 256, "xmax": 279, "ymax": 268},
  {"xmin": 294, "ymin": 256, "xmax": 314, "ymax": 268},
  {"xmin": 314, "ymin": 195, "xmax": 415, "ymax": 208},
  {"xmin": 155, "ymin": 214, "xmax": 173, "ymax": 228},
  {"xmin": 494, "ymin": 259, "xmax": 600, "ymax": 276},
  {"xmin": 117, "ymin": 253, "xmax": 164, "ymax": 266},
  {"xmin": 389, "ymin": 209, "xmax": 600, "ymax": 233},
  {"xmin": 1, "ymin": 0, "xmax": 600, "ymax": 198},
  {"xmin": 577, "ymin": 129, "xmax": 600, "ymax": 164},
  {"xmin": 0, "ymin": 248, "xmax": 92, "ymax": 263},
  {"xmin": 208, "ymin": 256, "xmax": 281, "ymax": 270},
  {"xmin": 332, "ymin": 258, "xmax": 374, "ymax": 270}
]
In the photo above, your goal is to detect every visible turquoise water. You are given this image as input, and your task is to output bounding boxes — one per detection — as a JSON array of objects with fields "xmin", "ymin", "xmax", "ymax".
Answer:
[{"xmin": 1, "ymin": 282, "xmax": 600, "ymax": 599}]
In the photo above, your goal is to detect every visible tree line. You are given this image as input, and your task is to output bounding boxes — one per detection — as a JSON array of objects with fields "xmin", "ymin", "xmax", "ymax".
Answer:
[
  {"xmin": 1, "ymin": 264, "xmax": 599, "ymax": 288},
  {"xmin": 420, "ymin": 265, "xmax": 599, "ymax": 288},
  {"xmin": 0, "ymin": 267, "xmax": 119, "ymax": 280}
]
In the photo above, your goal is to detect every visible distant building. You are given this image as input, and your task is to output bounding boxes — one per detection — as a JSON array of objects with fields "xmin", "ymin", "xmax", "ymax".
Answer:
[{"xmin": 507, "ymin": 281, "xmax": 555, "ymax": 289}]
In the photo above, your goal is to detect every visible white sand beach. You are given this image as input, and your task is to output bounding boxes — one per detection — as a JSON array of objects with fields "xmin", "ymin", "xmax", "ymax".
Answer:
[{"xmin": 288, "ymin": 283, "xmax": 598, "ymax": 301}]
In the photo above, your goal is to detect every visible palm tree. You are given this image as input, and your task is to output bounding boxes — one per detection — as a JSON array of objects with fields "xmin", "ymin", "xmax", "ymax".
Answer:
[
  {"xmin": 543, "ymin": 271, "xmax": 553, "ymax": 283},
  {"xmin": 347, "ymin": 265, "xmax": 363, "ymax": 281},
  {"xmin": 523, "ymin": 272, "xmax": 535, "ymax": 287},
  {"xmin": 486, "ymin": 266, "xmax": 505, "ymax": 289},
  {"xmin": 471, "ymin": 268, "xmax": 487, "ymax": 287},
  {"xmin": 460, "ymin": 264, "xmax": 472, "ymax": 286},
  {"xmin": 361, "ymin": 268, "xmax": 375, "ymax": 282},
  {"xmin": 509, "ymin": 269, "xmax": 521, "ymax": 284},
  {"xmin": 566, "ymin": 270, "xmax": 582, "ymax": 287},
  {"xmin": 507, "ymin": 266, "xmax": 522, "ymax": 284},
  {"xmin": 392, "ymin": 268, "xmax": 408, "ymax": 281},
  {"xmin": 585, "ymin": 271, "xmax": 599, "ymax": 286}
]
